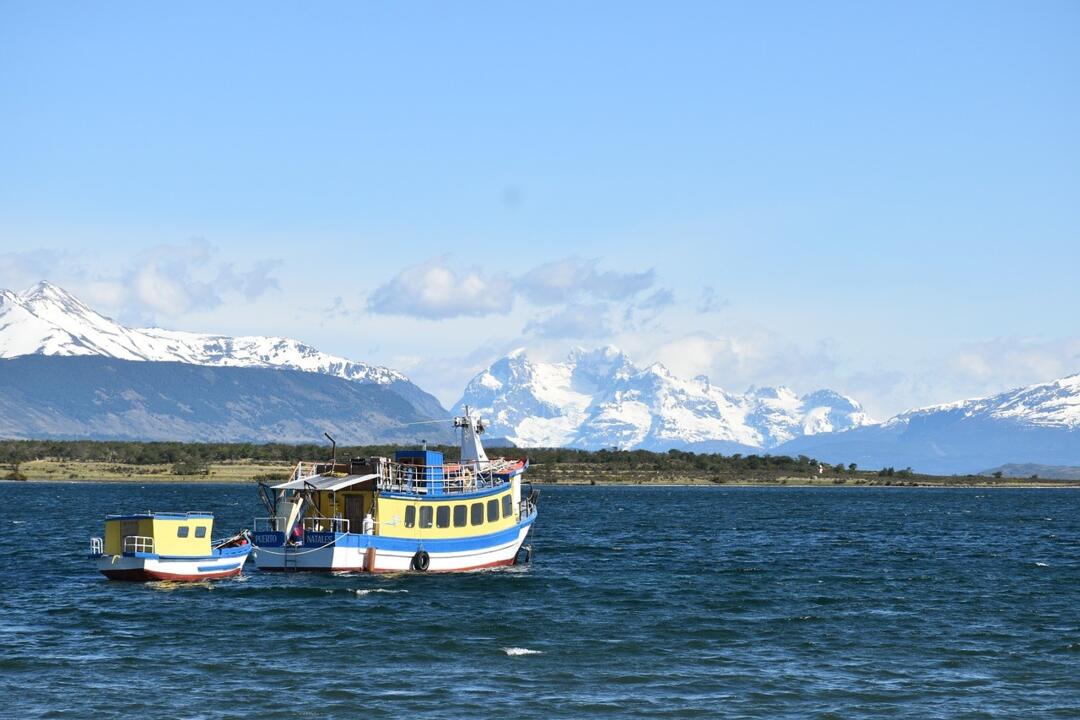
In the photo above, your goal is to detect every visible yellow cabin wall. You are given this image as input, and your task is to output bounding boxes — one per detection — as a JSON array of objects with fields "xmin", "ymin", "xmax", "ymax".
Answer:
[
  {"xmin": 103, "ymin": 516, "xmax": 213, "ymax": 556},
  {"xmin": 310, "ymin": 491, "xmax": 374, "ymax": 532},
  {"xmin": 375, "ymin": 488, "xmax": 517, "ymax": 540},
  {"xmin": 153, "ymin": 517, "xmax": 213, "ymax": 556}
]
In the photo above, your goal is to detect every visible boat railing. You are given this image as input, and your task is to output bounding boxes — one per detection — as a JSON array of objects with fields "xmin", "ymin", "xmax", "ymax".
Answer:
[
  {"xmin": 285, "ymin": 456, "xmax": 523, "ymax": 496},
  {"xmin": 303, "ymin": 516, "xmax": 350, "ymax": 533},
  {"xmin": 123, "ymin": 535, "xmax": 155, "ymax": 554},
  {"xmin": 90, "ymin": 537, "xmax": 103, "ymax": 556},
  {"xmin": 253, "ymin": 516, "xmax": 288, "ymax": 532},
  {"xmin": 377, "ymin": 458, "xmax": 519, "ymax": 495}
]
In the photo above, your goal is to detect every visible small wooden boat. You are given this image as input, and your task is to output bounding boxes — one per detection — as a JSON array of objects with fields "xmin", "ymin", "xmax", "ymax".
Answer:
[{"xmin": 89, "ymin": 512, "xmax": 251, "ymax": 581}]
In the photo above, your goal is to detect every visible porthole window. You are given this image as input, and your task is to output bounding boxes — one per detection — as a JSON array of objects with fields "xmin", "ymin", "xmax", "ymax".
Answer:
[
  {"xmin": 502, "ymin": 494, "xmax": 513, "ymax": 519},
  {"xmin": 177, "ymin": 526, "xmax": 189, "ymax": 538},
  {"xmin": 405, "ymin": 506, "xmax": 416, "ymax": 528},
  {"xmin": 419, "ymin": 506, "xmax": 433, "ymax": 529},
  {"xmin": 471, "ymin": 502, "xmax": 484, "ymax": 525},
  {"xmin": 487, "ymin": 499, "xmax": 499, "ymax": 522},
  {"xmin": 195, "ymin": 527, "xmax": 207, "ymax": 538},
  {"xmin": 453, "ymin": 505, "xmax": 467, "ymax": 527},
  {"xmin": 436, "ymin": 506, "xmax": 450, "ymax": 528}
]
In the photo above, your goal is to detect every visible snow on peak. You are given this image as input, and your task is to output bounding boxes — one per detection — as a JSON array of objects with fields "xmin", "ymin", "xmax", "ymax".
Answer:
[
  {"xmin": 888, "ymin": 372, "xmax": 1080, "ymax": 430},
  {"xmin": 0, "ymin": 281, "xmax": 407, "ymax": 386},
  {"xmin": 455, "ymin": 347, "xmax": 874, "ymax": 450}
]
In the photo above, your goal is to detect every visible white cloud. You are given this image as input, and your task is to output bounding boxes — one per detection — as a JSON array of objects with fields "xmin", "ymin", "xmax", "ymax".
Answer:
[
  {"xmin": 946, "ymin": 337, "xmax": 1080, "ymax": 397},
  {"xmin": 697, "ymin": 286, "xmax": 728, "ymax": 314},
  {"xmin": 0, "ymin": 250, "xmax": 68, "ymax": 289},
  {"xmin": 524, "ymin": 303, "xmax": 615, "ymax": 339},
  {"xmin": 365, "ymin": 256, "xmax": 665, "ymax": 323},
  {"xmin": 118, "ymin": 240, "xmax": 281, "ymax": 320},
  {"xmin": 366, "ymin": 259, "xmax": 514, "ymax": 319},
  {"xmin": 517, "ymin": 257, "xmax": 655, "ymax": 305},
  {"xmin": 1, "ymin": 242, "xmax": 281, "ymax": 323},
  {"xmin": 650, "ymin": 330, "xmax": 841, "ymax": 394}
]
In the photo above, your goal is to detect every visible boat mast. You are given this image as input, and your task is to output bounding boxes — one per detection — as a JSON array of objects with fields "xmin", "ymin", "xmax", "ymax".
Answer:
[{"xmin": 455, "ymin": 405, "xmax": 489, "ymax": 470}]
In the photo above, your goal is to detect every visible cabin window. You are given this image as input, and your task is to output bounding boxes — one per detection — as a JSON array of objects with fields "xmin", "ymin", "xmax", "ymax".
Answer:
[
  {"xmin": 195, "ymin": 527, "xmax": 207, "ymax": 538},
  {"xmin": 453, "ymin": 505, "xmax": 467, "ymax": 527},
  {"xmin": 177, "ymin": 526, "xmax": 190, "ymax": 538},
  {"xmin": 487, "ymin": 499, "xmax": 499, "ymax": 522},
  {"xmin": 419, "ymin": 506, "xmax": 433, "ymax": 528},
  {"xmin": 405, "ymin": 506, "xmax": 416, "ymax": 528},
  {"xmin": 436, "ymin": 506, "xmax": 450, "ymax": 528},
  {"xmin": 502, "ymin": 494, "xmax": 513, "ymax": 518},
  {"xmin": 471, "ymin": 502, "xmax": 484, "ymax": 525}
]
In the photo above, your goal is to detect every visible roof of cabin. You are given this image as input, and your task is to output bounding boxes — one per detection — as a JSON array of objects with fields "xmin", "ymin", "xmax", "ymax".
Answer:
[
  {"xmin": 271, "ymin": 473, "xmax": 379, "ymax": 492},
  {"xmin": 105, "ymin": 512, "xmax": 214, "ymax": 520}
]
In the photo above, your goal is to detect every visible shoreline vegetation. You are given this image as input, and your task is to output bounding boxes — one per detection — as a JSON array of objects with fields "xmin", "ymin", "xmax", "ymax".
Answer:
[{"xmin": 1, "ymin": 440, "xmax": 1076, "ymax": 487}]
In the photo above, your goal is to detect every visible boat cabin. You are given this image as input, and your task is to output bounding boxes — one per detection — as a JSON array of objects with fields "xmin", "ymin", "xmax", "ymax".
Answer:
[{"xmin": 103, "ymin": 512, "xmax": 215, "ymax": 557}]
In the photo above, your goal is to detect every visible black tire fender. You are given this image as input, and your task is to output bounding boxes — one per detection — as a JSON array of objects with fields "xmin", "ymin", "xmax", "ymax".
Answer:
[{"xmin": 411, "ymin": 549, "xmax": 430, "ymax": 572}]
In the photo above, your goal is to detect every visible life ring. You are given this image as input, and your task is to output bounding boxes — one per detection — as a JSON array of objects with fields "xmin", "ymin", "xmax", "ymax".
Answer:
[{"xmin": 411, "ymin": 549, "xmax": 430, "ymax": 572}]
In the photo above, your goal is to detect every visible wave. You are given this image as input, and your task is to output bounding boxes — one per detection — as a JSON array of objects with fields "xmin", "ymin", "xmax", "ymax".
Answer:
[{"xmin": 502, "ymin": 647, "xmax": 543, "ymax": 656}]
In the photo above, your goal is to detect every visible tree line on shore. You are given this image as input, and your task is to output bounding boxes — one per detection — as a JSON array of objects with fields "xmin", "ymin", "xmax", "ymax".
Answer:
[{"xmin": 0, "ymin": 439, "xmax": 866, "ymax": 479}]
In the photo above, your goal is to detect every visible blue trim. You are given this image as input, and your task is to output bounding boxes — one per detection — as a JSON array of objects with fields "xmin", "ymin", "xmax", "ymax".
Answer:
[
  {"xmin": 215, "ymin": 545, "xmax": 253, "ymax": 558},
  {"xmin": 379, "ymin": 482, "xmax": 510, "ymax": 502},
  {"xmin": 333, "ymin": 514, "xmax": 534, "ymax": 553},
  {"xmin": 197, "ymin": 561, "xmax": 242, "ymax": 572}
]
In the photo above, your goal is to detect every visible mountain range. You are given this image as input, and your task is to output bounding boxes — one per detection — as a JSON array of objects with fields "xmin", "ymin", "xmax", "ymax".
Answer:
[
  {"xmin": 778, "ymin": 373, "xmax": 1080, "ymax": 474},
  {"xmin": 0, "ymin": 281, "xmax": 444, "ymax": 421},
  {"xmin": 1, "ymin": 281, "xmax": 1079, "ymax": 474},
  {"xmin": 452, "ymin": 346, "xmax": 873, "ymax": 452}
]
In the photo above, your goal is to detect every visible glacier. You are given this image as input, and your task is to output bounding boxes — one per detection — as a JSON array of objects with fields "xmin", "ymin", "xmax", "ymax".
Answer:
[{"xmin": 454, "ymin": 346, "xmax": 874, "ymax": 451}]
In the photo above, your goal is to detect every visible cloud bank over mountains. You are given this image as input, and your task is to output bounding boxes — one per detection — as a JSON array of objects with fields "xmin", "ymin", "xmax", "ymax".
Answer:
[
  {"xmin": 0, "ymin": 242, "xmax": 280, "ymax": 326},
  {"xmin": 365, "ymin": 256, "xmax": 666, "ymax": 334}
]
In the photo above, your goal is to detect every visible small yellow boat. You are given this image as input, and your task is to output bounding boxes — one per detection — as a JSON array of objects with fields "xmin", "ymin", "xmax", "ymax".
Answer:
[{"xmin": 89, "ymin": 512, "xmax": 251, "ymax": 581}]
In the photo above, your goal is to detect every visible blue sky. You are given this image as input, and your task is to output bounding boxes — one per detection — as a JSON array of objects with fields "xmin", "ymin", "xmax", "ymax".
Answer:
[{"xmin": 1, "ymin": 1, "xmax": 1078, "ymax": 415}]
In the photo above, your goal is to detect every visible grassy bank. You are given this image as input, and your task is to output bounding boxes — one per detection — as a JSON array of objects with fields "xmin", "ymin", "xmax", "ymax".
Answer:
[
  {"xmin": 2, "ymin": 440, "xmax": 1077, "ymax": 486},
  {"xmin": 13, "ymin": 458, "xmax": 293, "ymax": 482}
]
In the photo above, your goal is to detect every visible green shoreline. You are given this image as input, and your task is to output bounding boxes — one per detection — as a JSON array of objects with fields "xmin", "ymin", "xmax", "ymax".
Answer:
[{"xmin": 3, "ymin": 442, "xmax": 1074, "ymax": 487}]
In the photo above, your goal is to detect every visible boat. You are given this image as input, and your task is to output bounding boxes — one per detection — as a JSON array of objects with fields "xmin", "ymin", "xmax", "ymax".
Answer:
[
  {"xmin": 89, "ymin": 512, "xmax": 252, "ymax": 581},
  {"xmin": 250, "ymin": 408, "xmax": 538, "ymax": 572}
]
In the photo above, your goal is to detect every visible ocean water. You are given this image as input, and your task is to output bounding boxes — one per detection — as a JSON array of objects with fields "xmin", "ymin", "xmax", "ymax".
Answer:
[{"xmin": 4, "ymin": 483, "xmax": 1080, "ymax": 719}]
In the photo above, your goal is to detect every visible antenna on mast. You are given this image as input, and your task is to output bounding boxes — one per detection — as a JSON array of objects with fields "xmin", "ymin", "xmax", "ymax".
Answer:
[
  {"xmin": 324, "ymin": 432, "xmax": 337, "ymax": 466},
  {"xmin": 453, "ymin": 405, "xmax": 489, "ymax": 469}
]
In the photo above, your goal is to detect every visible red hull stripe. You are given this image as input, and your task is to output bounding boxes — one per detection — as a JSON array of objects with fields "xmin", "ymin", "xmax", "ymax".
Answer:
[{"xmin": 101, "ymin": 567, "xmax": 243, "ymax": 582}]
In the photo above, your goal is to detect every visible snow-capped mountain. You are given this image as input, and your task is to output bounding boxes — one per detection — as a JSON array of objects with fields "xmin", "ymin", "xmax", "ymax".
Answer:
[
  {"xmin": 454, "ymin": 346, "xmax": 873, "ymax": 451},
  {"xmin": 0, "ymin": 281, "xmax": 447, "ymax": 423},
  {"xmin": 886, "ymin": 374, "xmax": 1080, "ymax": 430},
  {"xmin": 0, "ymin": 281, "xmax": 405, "ymax": 385},
  {"xmin": 777, "ymin": 373, "xmax": 1080, "ymax": 474}
]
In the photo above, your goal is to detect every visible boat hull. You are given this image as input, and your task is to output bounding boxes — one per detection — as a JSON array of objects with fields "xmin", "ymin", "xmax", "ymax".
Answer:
[
  {"xmin": 96, "ymin": 547, "xmax": 251, "ymax": 581},
  {"xmin": 252, "ymin": 516, "xmax": 534, "ymax": 573}
]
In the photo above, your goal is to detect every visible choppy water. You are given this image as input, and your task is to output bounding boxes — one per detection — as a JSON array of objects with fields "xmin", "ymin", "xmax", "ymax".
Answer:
[{"xmin": 4, "ymin": 483, "xmax": 1080, "ymax": 718}]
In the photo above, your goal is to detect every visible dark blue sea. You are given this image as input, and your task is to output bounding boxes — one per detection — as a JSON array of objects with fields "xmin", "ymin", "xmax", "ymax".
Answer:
[{"xmin": 4, "ymin": 483, "xmax": 1080, "ymax": 718}]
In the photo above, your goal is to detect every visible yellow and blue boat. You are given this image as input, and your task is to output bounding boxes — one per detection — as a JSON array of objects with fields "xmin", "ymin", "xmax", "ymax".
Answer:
[
  {"xmin": 90, "ymin": 512, "xmax": 251, "ymax": 581},
  {"xmin": 250, "ymin": 409, "xmax": 538, "ymax": 572}
]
